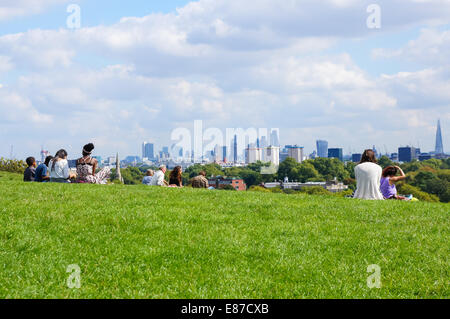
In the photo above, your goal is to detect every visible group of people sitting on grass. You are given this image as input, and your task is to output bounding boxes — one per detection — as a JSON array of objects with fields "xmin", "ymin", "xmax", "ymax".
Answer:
[
  {"xmin": 23, "ymin": 144, "xmax": 411, "ymax": 199},
  {"xmin": 142, "ymin": 166, "xmax": 210, "ymax": 188},
  {"xmin": 23, "ymin": 143, "xmax": 111, "ymax": 184},
  {"xmin": 354, "ymin": 149, "xmax": 412, "ymax": 201}
]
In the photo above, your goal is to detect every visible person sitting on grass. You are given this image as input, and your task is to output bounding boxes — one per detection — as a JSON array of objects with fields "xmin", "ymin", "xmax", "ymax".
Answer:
[
  {"xmin": 353, "ymin": 149, "xmax": 384, "ymax": 200},
  {"xmin": 76, "ymin": 143, "xmax": 111, "ymax": 184},
  {"xmin": 49, "ymin": 149, "xmax": 76, "ymax": 183},
  {"xmin": 142, "ymin": 169, "xmax": 154, "ymax": 185},
  {"xmin": 169, "ymin": 166, "xmax": 183, "ymax": 187},
  {"xmin": 150, "ymin": 165, "xmax": 168, "ymax": 186},
  {"xmin": 35, "ymin": 155, "xmax": 53, "ymax": 183},
  {"xmin": 190, "ymin": 171, "xmax": 209, "ymax": 189},
  {"xmin": 380, "ymin": 166, "xmax": 410, "ymax": 200},
  {"xmin": 23, "ymin": 157, "xmax": 36, "ymax": 182}
]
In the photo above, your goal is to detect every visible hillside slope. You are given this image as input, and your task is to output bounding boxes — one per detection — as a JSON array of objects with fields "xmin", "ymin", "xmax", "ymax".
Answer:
[{"xmin": 0, "ymin": 174, "xmax": 448, "ymax": 299}]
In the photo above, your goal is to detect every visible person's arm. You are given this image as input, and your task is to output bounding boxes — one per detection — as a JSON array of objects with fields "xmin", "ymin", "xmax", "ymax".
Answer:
[
  {"xmin": 42, "ymin": 166, "xmax": 50, "ymax": 181},
  {"xmin": 390, "ymin": 166, "xmax": 406, "ymax": 182},
  {"xmin": 92, "ymin": 159, "xmax": 97, "ymax": 176}
]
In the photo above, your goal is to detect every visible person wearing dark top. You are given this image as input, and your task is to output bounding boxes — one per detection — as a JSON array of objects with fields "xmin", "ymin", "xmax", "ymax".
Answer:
[
  {"xmin": 169, "ymin": 166, "xmax": 183, "ymax": 187},
  {"xmin": 35, "ymin": 155, "xmax": 53, "ymax": 182},
  {"xmin": 23, "ymin": 157, "xmax": 36, "ymax": 182}
]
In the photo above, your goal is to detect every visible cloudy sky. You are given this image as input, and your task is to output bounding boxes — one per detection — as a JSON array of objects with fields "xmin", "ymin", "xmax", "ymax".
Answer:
[{"xmin": 0, "ymin": 0, "xmax": 449, "ymax": 160}]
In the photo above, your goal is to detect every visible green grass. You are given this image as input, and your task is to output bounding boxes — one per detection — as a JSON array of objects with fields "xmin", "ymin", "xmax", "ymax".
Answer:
[{"xmin": 0, "ymin": 171, "xmax": 448, "ymax": 299}]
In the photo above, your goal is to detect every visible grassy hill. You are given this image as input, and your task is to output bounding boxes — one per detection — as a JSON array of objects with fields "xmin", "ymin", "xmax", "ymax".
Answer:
[{"xmin": 0, "ymin": 171, "xmax": 448, "ymax": 299}]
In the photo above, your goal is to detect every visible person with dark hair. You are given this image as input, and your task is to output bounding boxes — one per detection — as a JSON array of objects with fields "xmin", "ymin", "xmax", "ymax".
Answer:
[
  {"xmin": 380, "ymin": 166, "xmax": 409, "ymax": 200},
  {"xmin": 49, "ymin": 149, "xmax": 75, "ymax": 183},
  {"xmin": 76, "ymin": 143, "xmax": 110, "ymax": 184},
  {"xmin": 169, "ymin": 166, "xmax": 183, "ymax": 187},
  {"xmin": 353, "ymin": 149, "xmax": 384, "ymax": 200},
  {"xmin": 23, "ymin": 157, "xmax": 36, "ymax": 182},
  {"xmin": 35, "ymin": 155, "xmax": 53, "ymax": 182},
  {"xmin": 190, "ymin": 171, "xmax": 209, "ymax": 189}
]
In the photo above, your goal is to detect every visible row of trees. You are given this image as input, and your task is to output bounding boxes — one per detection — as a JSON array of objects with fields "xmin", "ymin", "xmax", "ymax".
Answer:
[{"xmin": 0, "ymin": 158, "xmax": 27, "ymax": 174}]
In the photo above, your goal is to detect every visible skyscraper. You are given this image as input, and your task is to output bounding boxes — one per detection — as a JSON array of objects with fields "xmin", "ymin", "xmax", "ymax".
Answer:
[
  {"xmin": 270, "ymin": 130, "xmax": 280, "ymax": 147},
  {"xmin": 398, "ymin": 146, "xmax": 417, "ymax": 162},
  {"xmin": 435, "ymin": 119, "xmax": 444, "ymax": 155},
  {"xmin": 142, "ymin": 142, "xmax": 154, "ymax": 160},
  {"xmin": 328, "ymin": 148, "xmax": 343, "ymax": 161},
  {"xmin": 233, "ymin": 135, "xmax": 238, "ymax": 163},
  {"xmin": 287, "ymin": 145, "xmax": 304, "ymax": 163},
  {"xmin": 316, "ymin": 140, "xmax": 328, "ymax": 158}
]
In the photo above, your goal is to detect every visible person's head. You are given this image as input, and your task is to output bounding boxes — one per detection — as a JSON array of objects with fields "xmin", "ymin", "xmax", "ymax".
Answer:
[
  {"xmin": 159, "ymin": 165, "xmax": 167, "ymax": 173},
  {"xmin": 26, "ymin": 157, "xmax": 36, "ymax": 167},
  {"xmin": 146, "ymin": 169, "xmax": 154, "ymax": 177},
  {"xmin": 199, "ymin": 171, "xmax": 206, "ymax": 177},
  {"xmin": 44, "ymin": 155, "xmax": 54, "ymax": 167},
  {"xmin": 360, "ymin": 149, "xmax": 377, "ymax": 164},
  {"xmin": 170, "ymin": 166, "xmax": 182, "ymax": 181},
  {"xmin": 52, "ymin": 149, "xmax": 68, "ymax": 170},
  {"xmin": 382, "ymin": 166, "xmax": 398, "ymax": 177},
  {"xmin": 82, "ymin": 143, "xmax": 95, "ymax": 157}
]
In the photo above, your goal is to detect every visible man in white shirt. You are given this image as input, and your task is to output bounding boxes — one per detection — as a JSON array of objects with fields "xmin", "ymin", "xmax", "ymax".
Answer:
[{"xmin": 150, "ymin": 165, "xmax": 167, "ymax": 186}]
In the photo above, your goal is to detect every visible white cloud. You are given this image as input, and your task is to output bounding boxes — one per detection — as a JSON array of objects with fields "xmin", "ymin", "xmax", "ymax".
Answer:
[
  {"xmin": 0, "ymin": 0, "xmax": 449, "ymax": 158},
  {"xmin": 373, "ymin": 28, "xmax": 450, "ymax": 65},
  {"xmin": 0, "ymin": 0, "xmax": 71, "ymax": 21}
]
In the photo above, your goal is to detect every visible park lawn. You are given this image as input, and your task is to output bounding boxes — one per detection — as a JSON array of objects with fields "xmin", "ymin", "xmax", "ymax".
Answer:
[{"xmin": 0, "ymin": 172, "xmax": 448, "ymax": 299}]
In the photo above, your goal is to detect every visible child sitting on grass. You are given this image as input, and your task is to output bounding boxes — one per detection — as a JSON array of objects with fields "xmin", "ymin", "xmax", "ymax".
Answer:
[
  {"xmin": 380, "ymin": 165, "xmax": 411, "ymax": 200},
  {"xmin": 23, "ymin": 157, "xmax": 36, "ymax": 182}
]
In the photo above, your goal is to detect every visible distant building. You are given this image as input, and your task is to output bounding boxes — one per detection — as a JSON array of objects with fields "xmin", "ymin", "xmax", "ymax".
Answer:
[
  {"xmin": 233, "ymin": 135, "xmax": 238, "ymax": 163},
  {"xmin": 264, "ymin": 146, "xmax": 280, "ymax": 166},
  {"xmin": 142, "ymin": 142, "xmax": 154, "ymax": 160},
  {"xmin": 328, "ymin": 148, "xmax": 343, "ymax": 161},
  {"xmin": 222, "ymin": 146, "xmax": 227, "ymax": 163},
  {"xmin": 352, "ymin": 153, "xmax": 362, "ymax": 163},
  {"xmin": 279, "ymin": 148, "xmax": 289, "ymax": 163},
  {"xmin": 316, "ymin": 140, "xmax": 329, "ymax": 158},
  {"xmin": 287, "ymin": 145, "xmax": 304, "ymax": 163},
  {"xmin": 208, "ymin": 177, "xmax": 247, "ymax": 191},
  {"xmin": 270, "ymin": 130, "xmax": 280, "ymax": 147},
  {"xmin": 246, "ymin": 147, "xmax": 262, "ymax": 164},
  {"xmin": 390, "ymin": 153, "xmax": 399, "ymax": 162},
  {"xmin": 419, "ymin": 153, "xmax": 432, "ymax": 161},
  {"xmin": 435, "ymin": 119, "xmax": 444, "ymax": 155},
  {"xmin": 398, "ymin": 146, "xmax": 417, "ymax": 163},
  {"xmin": 123, "ymin": 156, "xmax": 141, "ymax": 165}
]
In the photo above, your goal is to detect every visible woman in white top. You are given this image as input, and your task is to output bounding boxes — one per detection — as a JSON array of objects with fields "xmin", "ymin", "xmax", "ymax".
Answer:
[
  {"xmin": 353, "ymin": 149, "xmax": 384, "ymax": 200},
  {"xmin": 49, "ymin": 149, "xmax": 75, "ymax": 183}
]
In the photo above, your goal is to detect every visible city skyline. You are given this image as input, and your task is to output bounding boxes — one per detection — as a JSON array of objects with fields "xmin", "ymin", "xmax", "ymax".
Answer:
[
  {"xmin": 11, "ymin": 118, "xmax": 447, "ymax": 162},
  {"xmin": 1, "ymin": 1, "xmax": 450, "ymax": 159}
]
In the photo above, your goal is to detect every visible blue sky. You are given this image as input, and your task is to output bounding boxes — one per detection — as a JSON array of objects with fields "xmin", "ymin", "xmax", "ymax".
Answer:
[{"xmin": 0, "ymin": 0, "xmax": 449, "ymax": 160}]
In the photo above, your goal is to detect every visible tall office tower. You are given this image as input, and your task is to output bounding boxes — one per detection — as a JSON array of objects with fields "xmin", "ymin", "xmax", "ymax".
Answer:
[
  {"xmin": 435, "ymin": 119, "xmax": 444, "ymax": 155},
  {"xmin": 328, "ymin": 148, "xmax": 343, "ymax": 161},
  {"xmin": 222, "ymin": 146, "xmax": 227, "ymax": 163},
  {"xmin": 270, "ymin": 130, "xmax": 280, "ymax": 147},
  {"xmin": 233, "ymin": 135, "xmax": 238, "ymax": 163},
  {"xmin": 260, "ymin": 136, "xmax": 268, "ymax": 149},
  {"xmin": 265, "ymin": 146, "xmax": 280, "ymax": 166},
  {"xmin": 398, "ymin": 146, "xmax": 417, "ymax": 162},
  {"xmin": 142, "ymin": 142, "xmax": 154, "ymax": 160},
  {"xmin": 287, "ymin": 145, "xmax": 304, "ymax": 163},
  {"xmin": 316, "ymin": 140, "xmax": 329, "ymax": 158}
]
